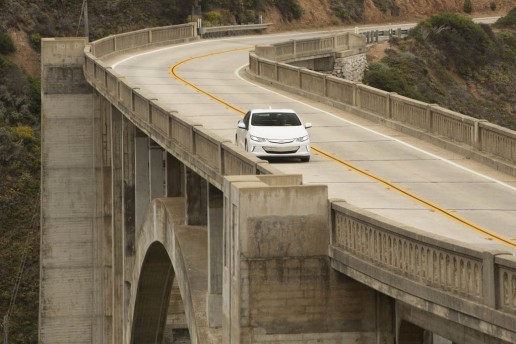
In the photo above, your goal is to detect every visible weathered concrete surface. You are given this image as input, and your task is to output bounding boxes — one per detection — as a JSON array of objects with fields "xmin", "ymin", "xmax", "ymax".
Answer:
[
  {"xmin": 128, "ymin": 198, "xmax": 223, "ymax": 344},
  {"xmin": 40, "ymin": 38, "xmax": 96, "ymax": 343},
  {"xmin": 222, "ymin": 175, "xmax": 395, "ymax": 343}
]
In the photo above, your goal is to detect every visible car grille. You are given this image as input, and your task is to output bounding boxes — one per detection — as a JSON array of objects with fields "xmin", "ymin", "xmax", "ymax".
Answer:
[
  {"xmin": 263, "ymin": 146, "xmax": 300, "ymax": 154},
  {"xmin": 268, "ymin": 139, "xmax": 295, "ymax": 144}
]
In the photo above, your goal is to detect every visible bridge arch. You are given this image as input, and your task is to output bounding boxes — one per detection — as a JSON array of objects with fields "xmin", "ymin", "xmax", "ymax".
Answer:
[
  {"xmin": 131, "ymin": 242, "xmax": 174, "ymax": 343},
  {"xmin": 127, "ymin": 198, "xmax": 199, "ymax": 344}
]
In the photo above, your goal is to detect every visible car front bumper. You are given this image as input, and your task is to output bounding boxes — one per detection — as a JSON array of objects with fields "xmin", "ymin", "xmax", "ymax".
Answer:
[{"xmin": 248, "ymin": 142, "xmax": 311, "ymax": 159}]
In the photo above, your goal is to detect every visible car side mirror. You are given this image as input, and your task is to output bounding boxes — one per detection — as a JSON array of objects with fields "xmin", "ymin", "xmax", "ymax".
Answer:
[
  {"xmin": 238, "ymin": 121, "xmax": 246, "ymax": 129},
  {"xmin": 305, "ymin": 122, "xmax": 312, "ymax": 129}
]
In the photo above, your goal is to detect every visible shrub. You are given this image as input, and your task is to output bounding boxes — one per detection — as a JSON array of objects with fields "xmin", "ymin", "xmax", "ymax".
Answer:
[
  {"xmin": 30, "ymin": 33, "xmax": 41, "ymax": 51},
  {"xmin": 275, "ymin": 0, "xmax": 303, "ymax": 21},
  {"xmin": 363, "ymin": 61, "xmax": 424, "ymax": 101},
  {"xmin": 494, "ymin": 7, "xmax": 516, "ymax": 29},
  {"xmin": 336, "ymin": 8, "xmax": 349, "ymax": 20},
  {"xmin": 411, "ymin": 13, "xmax": 495, "ymax": 76},
  {"xmin": 203, "ymin": 11, "xmax": 222, "ymax": 26},
  {"xmin": 490, "ymin": 2, "xmax": 497, "ymax": 11},
  {"xmin": 11, "ymin": 126, "xmax": 36, "ymax": 143},
  {"xmin": 0, "ymin": 31, "xmax": 15, "ymax": 54},
  {"xmin": 463, "ymin": 0, "xmax": 473, "ymax": 14},
  {"xmin": 372, "ymin": 0, "xmax": 385, "ymax": 12}
]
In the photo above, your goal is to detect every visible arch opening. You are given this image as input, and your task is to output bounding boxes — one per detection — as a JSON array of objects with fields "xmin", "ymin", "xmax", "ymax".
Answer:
[{"xmin": 131, "ymin": 242, "xmax": 176, "ymax": 344}]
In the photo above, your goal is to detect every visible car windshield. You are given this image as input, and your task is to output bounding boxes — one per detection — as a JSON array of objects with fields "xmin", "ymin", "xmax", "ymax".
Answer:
[{"xmin": 251, "ymin": 112, "xmax": 302, "ymax": 127}]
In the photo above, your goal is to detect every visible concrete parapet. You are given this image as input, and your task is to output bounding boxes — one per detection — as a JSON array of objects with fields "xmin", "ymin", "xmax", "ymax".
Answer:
[
  {"xmin": 90, "ymin": 23, "xmax": 199, "ymax": 59},
  {"xmin": 329, "ymin": 200, "xmax": 516, "ymax": 343}
]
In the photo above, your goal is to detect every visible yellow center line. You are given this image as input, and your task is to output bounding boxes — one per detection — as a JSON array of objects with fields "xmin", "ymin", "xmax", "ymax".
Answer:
[
  {"xmin": 168, "ymin": 47, "xmax": 516, "ymax": 249},
  {"xmin": 169, "ymin": 47, "xmax": 251, "ymax": 115}
]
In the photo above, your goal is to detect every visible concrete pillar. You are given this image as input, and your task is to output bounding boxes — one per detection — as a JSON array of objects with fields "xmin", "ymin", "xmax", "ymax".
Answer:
[
  {"xmin": 166, "ymin": 153, "xmax": 183, "ymax": 197},
  {"xmin": 122, "ymin": 116, "xmax": 136, "ymax": 276},
  {"xmin": 207, "ymin": 184, "xmax": 223, "ymax": 327},
  {"xmin": 150, "ymin": 140, "xmax": 165, "ymax": 199},
  {"xmin": 40, "ymin": 37, "xmax": 98, "ymax": 343},
  {"xmin": 111, "ymin": 107, "xmax": 124, "ymax": 343},
  {"xmin": 223, "ymin": 175, "xmax": 382, "ymax": 343},
  {"xmin": 121, "ymin": 117, "xmax": 136, "ymax": 344},
  {"xmin": 135, "ymin": 130, "xmax": 150, "ymax": 232},
  {"xmin": 100, "ymin": 96, "xmax": 114, "ymax": 343},
  {"xmin": 184, "ymin": 166, "xmax": 207, "ymax": 226}
]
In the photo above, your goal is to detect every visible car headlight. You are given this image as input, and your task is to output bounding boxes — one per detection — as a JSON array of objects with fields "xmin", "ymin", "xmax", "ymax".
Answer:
[
  {"xmin": 296, "ymin": 135, "xmax": 309, "ymax": 142},
  {"xmin": 250, "ymin": 135, "xmax": 266, "ymax": 142}
]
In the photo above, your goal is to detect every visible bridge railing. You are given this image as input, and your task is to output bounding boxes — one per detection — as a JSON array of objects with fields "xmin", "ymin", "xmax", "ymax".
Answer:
[
  {"xmin": 330, "ymin": 200, "xmax": 516, "ymax": 327},
  {"xmin": 249, "ymin": 39, "xmax": 516, "ymax": 175},
  {"xmin": 90, "ymin": 23, "xmax": 199, "ymax": 59},
  {"xmin": 255, "ymin": 32, "xmax": 364, "ymax": 62},
  {"xmin": 361, "ymin": 28, "xmax": 410, "ymax": 43},
  {"xmin": 199, "ymin": 23, "xmax": 270, "ymax": 38},
  {"xmin": 84, "ymin": 24, "xmax": 279, "ymax": 188}
]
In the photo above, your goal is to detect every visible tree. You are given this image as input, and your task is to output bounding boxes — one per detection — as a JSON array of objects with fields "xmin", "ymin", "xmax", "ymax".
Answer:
[{"xmin": 463, "ymin": 0, "xmax": 473, "ymax": 14}]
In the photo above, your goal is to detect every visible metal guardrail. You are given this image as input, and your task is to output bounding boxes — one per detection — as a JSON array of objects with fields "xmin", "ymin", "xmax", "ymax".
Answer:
[{"xmin": 360, "ymin": 28, "xmax": 410, "ymax": 43}]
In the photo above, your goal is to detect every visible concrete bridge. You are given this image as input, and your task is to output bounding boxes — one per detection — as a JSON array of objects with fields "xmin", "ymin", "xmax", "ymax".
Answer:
[{"xmin": 39, "ymin": 23, "xmax": 516, "ymax": 343}]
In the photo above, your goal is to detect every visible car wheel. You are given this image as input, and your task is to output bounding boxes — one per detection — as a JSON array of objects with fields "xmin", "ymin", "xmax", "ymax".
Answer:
[{"xmin": 301, "ymin": 156, "xmax": 310, "ymax": 162}]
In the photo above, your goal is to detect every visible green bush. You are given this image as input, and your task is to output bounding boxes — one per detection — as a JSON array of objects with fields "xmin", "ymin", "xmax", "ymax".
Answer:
[
  {"xmin": 203, "ymin": 11, "xmax": 222, "ymax": 26},
  {"xmin": 330, "ymin": 0, "xmax": 366, "ymax": 22},
  {"xmin": 30, "ymin": 32, "xmax": 41, "ymax": 51},
  {"xmin": 363, "ymin": 62, "xmax": 425, "ymax": 101},
  {"xmin": 494, "ymin": 7, "xmax": 516, "ymax": 29},
  {"xmin": 336, "ymin": 8, "xmax": 349, "ymax": 20},
  {"xmin": 0, "ymin": 31, "xmax": 15, "ymax": 54},
  {"xmin": 463, "ymin": 0, "xmax": 473, "ymax": 14},
  {"xmin": 274, "ymin": 0, "xmax": 303, "ymax": 21},
  {"xmin": 411, "ymin": 13, "xmax": 495, "ymax": 76},
  {"xmin": 372, "ymin": 0, "xmax": 385, "ymax": 12}
]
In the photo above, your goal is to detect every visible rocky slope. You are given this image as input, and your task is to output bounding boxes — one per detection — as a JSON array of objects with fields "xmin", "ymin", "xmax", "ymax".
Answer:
[{"xmin": 267, "ymin": 0, "xmax": 515, "ymax": 30}]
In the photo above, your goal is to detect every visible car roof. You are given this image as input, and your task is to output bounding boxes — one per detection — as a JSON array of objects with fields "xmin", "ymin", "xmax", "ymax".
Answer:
[{"xmin": 250, "ymin": 108, "xmax": 297, "ymax": 114}]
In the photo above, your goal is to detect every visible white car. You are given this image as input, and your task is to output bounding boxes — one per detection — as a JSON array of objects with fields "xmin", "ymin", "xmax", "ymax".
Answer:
[{"xmin": 235, "ymin": 109, "xmax": 312, "ymax": 162}]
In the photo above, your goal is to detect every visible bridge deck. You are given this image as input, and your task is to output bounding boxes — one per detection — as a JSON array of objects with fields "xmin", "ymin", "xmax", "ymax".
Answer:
[{"xmin": 110, "ymin": 35, "xmax": 516, "ymax": 254}]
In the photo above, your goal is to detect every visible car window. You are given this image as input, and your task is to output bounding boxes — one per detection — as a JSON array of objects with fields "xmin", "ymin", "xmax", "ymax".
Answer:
[
  {"xmin": 243, "ymin": 111, "xmax": 250, "ymax": 127},
  {"xmin": 280, "ymin": 113, "xmax": 302, "ymax": 126},
  {"xmin": 251, "ymin": 112, "xmax": 301, "ymax": 126}
]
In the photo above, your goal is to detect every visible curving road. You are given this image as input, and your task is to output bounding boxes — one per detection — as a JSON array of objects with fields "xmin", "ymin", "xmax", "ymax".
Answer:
[{"xmin": 108, "ymin": 26, "xmax": 516, "ymax": 254}]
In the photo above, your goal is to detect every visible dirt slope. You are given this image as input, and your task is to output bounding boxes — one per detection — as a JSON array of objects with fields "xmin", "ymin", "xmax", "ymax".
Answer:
[{"xmin": 267, "ymin": 0, "xmax": 514, "ymax": 31}]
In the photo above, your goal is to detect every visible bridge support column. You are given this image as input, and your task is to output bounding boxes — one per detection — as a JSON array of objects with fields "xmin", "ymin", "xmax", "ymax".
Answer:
[
  {"xmin": 223, "ymin": 175, "xmax": 384, "ymax": 343},
  {"xmin": 122, "ymin": 116, "xmax": 136, "ymax": 281},
  {"xmin": 184, "ymin": 166, "xmax": 207, "ymax": 225},
  {"xmin": 111, "ymin": 107, "xmax": 125, "ymax": 343},
  {"xmin": 135, "ymin": 135, "xmax": 166, "ymax": 231},
  {"xmin": 40, "ymin": 38, "xmax": 100, "ymax": 343},
  {"xmin": 135, "ymin": 131, "xmax": 150, "ymax": 231},
  {"xmin": 207, "ymin": 184, "xmax": 223, "ymax": 327},
  {"xmin": 150, "ymin": 140, "xmax": 165, "ymax": 199},
  {"xmin": 166, "ymin": 153, "xmax": 183, "ymax": 197}
]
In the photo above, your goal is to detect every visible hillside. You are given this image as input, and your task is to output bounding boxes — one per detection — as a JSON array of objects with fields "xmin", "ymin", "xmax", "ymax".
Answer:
[
  {"xmin": 0, "ymin": 1, "xmax": 515, "ymax": 342},
  {"xmin": 363, "ymin": 11, "xmax": 516, "ymax": 129}
]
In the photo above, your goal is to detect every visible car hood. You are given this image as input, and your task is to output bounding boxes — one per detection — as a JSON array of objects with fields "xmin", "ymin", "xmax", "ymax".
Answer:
[{"xmin": 250, "ymin": 126, "xmax": 309, "ymax": 140}]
